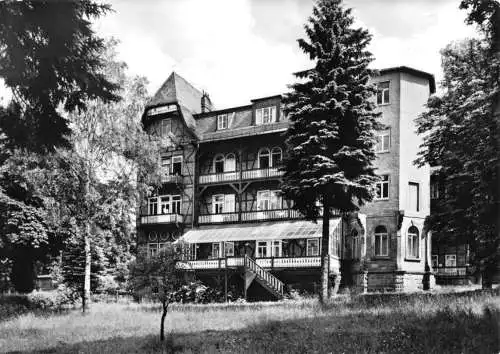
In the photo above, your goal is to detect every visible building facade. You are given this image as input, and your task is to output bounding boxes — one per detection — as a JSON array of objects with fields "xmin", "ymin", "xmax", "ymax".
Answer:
[{"xmin": 137, "ymin": 67, "xmax": 436, "ymax": 299}]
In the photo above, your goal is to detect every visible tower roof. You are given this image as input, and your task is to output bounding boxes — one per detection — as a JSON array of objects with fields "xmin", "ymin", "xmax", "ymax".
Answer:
[{"xmin": 147, "ymin": 72, "xmax": 205, "ymax": 113}]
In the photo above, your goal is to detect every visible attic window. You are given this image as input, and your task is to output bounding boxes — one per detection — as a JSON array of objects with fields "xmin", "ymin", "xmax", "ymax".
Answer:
[
  {"xmin": 217, "ymin": 114, "xmax": 228, "ymax": 130},
  {"xmin": 256, "ymin": 107, "xmax": 276, "ymax": 125}
]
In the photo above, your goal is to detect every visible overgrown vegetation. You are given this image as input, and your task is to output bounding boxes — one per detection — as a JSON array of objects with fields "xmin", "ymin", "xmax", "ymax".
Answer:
[{"xmin": 0, "ymin": 289, "xmax": 498, "ymax": 353}]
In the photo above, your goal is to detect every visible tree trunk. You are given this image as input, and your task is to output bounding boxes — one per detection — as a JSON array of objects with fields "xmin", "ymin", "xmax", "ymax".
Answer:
[
  {"xmin": 160, "ymin": 299, "xmax": 170, "ymax": 341},
  {"xmin": 319, "ymin": 198, "xmax": 330, "ymax": 304},
  {"xmin": 82, "ymin": 174, "xmax": 91, "ymax": 313}
]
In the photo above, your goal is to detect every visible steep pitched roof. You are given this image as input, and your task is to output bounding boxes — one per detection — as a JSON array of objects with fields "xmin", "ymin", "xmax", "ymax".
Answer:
[{"xmin": 146, "ymin": 72, "xmax": 205, "ymax": 134}]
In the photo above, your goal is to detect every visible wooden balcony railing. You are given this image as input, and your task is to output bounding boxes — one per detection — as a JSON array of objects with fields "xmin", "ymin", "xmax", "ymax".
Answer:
[
  {"xmin": 241, "ymin": 209, "xmax": 301, "ymax": 221},
  {"xmin": 241, "ymin": 167, "xmax": 283, "ymax": 180},
  {"xmin": 199, "ymin": 171, "xmax": 239, "ymax": 184},
  {"xmin": 199, "ymin": 167, "xmax": 284, "ymax": 185},
  {"xmin": 198, "ymin": 213, "xmax": 239, "ymax": 224},
  {"xmin": 434, "ymin": 266, "xmax": 467, "ymax": 276},
  {"xmin": 139, "ymin": 213, "xmax": 183, "ymax": 225},
  {"xmin": 185, "ymin": 256, "xmax": 321, "ymax": 270},
  {"xmin": 161, "ymin": 174, "xmax": 183, "ymax": 184},
  {"xmin": 198, "ymin": 209, "xmax": 302, "ymax": 224}
]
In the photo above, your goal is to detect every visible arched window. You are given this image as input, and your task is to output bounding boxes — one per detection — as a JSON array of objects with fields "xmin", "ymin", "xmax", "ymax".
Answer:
[
  {"xmin": 407, "ymin": 226, "xmax": 419, "ymax": 258},
  {"xmin": 374, "ymin": 226, "xmax": 388, "ymax": 256},
  {"xmin": 258, "ymin": 148, "xmax": 270, "ymax": 168},
  {"xmin": 214, "ymin": 154, "xmax": 225, "ymax": 173},
  {"xmin": 271, "ymin": 147, "xmax": 282, "ymax": 167},
  {"xmin": 351, "ymin": 230, "xmax": 359, "ymax": 259},
  {"xmin": 225, "ymin": 153, "xmax": 236, "ymax": 172}
]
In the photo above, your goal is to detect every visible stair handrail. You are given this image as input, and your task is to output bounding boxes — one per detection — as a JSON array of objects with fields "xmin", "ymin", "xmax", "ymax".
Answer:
[{"xmin": 244, "ymin": 255, "xmax": 284, "ymax": 296}]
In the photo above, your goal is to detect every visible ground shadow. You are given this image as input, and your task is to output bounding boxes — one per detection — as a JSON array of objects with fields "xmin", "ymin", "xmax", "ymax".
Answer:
[{"xmin": 6, "ymin": 300, "xmax": 499, "ymax": 354}]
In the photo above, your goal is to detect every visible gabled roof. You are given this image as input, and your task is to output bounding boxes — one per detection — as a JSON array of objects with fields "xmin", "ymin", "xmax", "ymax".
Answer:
[{"xmin": 146, "ymin": 72, "xmax": 206, "ymax": 134}]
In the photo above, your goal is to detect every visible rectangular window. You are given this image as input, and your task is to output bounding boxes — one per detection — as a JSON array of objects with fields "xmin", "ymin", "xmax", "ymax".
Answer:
[
  {"xmin": 375, "ymin": 131, "xmax": 390, "ymax": 153},
  {"xmin": 172, "ymin": 156, "xmax": 183, "ymax": 176},
  {"xmin": 375, "ymin": 232, "xmax": 389, "ymax": 256},
  {"xmin": 377, "ymin": 81, "xmax": 390, "ymax": 105},
  {"xmin": 407, "ymin": 233, "xmax": 419, "ymax": 258},
  {"xmin": 161, "ymin": 157, "xmax": 171, "ymax": 175},
  {"xmin": 217, "ymin": 114, "xmax": 228, "ymax": 130},
  {"xmin": 255, "ymin": 106, "xmax": 277, "ymax": 125},
  {"xmin": 172, "ymin": 195, "xmax": 181, "ymax": 214},
  {"xmin": 211, "ymin": 243, "xmax": 221, "ymax": 259},
  {"xmin": 149, "ymin": 243, "xmax": 158, "ymax": 258},
  {"xmin": 375, "ymin": 175, "xmax": 389, "ymax": 200},
  {"xmin": 430, "ymin": 182, "xmax": 439, "ymax": 199},
  {"xmin": 148, "ymin": 197, "xmax": 158, "ymax": 215},
  {"xmin": 408, "ymin": 182, "xmax": 419, "ymax": 211},
  {"xmin": 257, "ymin": 241, "xmax": 268, "ymax": 258},
  {"xmin": 257, "ymin": 190, "xmax": 282, "ymax": 210},
  {"xmin": 307, "ymin": 239, "xmax": 320, "ymax": 256},
  {"xmin": 272, "ymin": 240, "xmax": 282, "ymax": 257},
  {"xmin": 431, "ymin": 255, "xmax": 438, "ymax": 268},
  {"xmin": 445, "ymin": 254, "xmax": 457, "ymax": 267},
  {"xmin": 160, "ymin": 196, "xmax": 170, "ymax": 214},
  {"xmin": 225, "ymin": 242, "xmax": 234, "ymax": 257},
  {"xmin": 213, "ymin": 195, "xmax": 225, "ymax": 214}
]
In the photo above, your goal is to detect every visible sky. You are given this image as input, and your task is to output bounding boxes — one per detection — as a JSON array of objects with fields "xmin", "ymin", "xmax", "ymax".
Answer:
[{"xmin": 0, "ymin": 0, "xmax": 480, "ymax": 109}]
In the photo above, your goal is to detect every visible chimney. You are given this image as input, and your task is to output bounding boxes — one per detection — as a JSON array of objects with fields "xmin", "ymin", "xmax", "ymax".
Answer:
[{"xmin": 201, "ymin": 91, "xmax": 213, "ymax": 113}]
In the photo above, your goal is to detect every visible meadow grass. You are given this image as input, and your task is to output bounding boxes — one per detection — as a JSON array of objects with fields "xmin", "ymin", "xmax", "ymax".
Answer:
[{"xmin": 0, "ymin": 288, "xmax": 498, "ymax": 353}]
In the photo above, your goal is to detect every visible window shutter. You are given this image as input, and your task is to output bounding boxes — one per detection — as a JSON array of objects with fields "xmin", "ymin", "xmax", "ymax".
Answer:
[
  {"xmin": 224, "ymin": 194, "xmax": 235, "ymax": 212},
  {"xmin": 256, "ymin": 109, "xmax": 262, "ymax": 125},
  {"xmin": 225, "ymin": 154, "xmax": 236, "ymax": 172},
  {"xmin": 229, "ymin": 112, "xmax": 235, "ymax": 128}
]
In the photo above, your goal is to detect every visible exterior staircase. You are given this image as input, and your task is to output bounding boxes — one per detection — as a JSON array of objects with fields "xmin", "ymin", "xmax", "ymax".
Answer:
[{"xmin": 243, "ymin": 255, "xmax": 284, "ymax": 300}]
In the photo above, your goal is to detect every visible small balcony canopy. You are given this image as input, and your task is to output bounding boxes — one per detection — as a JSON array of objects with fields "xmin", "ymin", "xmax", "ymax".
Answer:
[{"xmin": 180, "ymin": 219, "xmax": 341, "ymax": 244}]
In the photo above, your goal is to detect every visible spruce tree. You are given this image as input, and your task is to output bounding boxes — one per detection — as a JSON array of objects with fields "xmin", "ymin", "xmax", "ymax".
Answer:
[{"xmin": 282, "ymin": 0, "xmax": 380, "ymax": 302}]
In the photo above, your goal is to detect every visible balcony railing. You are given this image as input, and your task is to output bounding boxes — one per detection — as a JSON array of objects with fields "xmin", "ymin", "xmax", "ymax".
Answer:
[
  {"xmin": 198, "ymin": 213, "xmax": 239, "ymax": 224},
  {"xmin": 241, "ymin": 209, "xmax": 301, "ymax": 221},
  {"xmin": 199, "ymin": 167, "xmax": 284, "ymax": 185},
  {"xmin": 185, "ymin": 256, "xmax": 321, "ymax": 270},
  {"xmin": 241, "ymin": 167, "xmax": 283, "ymax": 180},
  {"xmin": 199, "ymin": 171, "xmax": 239, "ymax": 184},
  {"xmin": 139, "ymin": 213, "xmax": 183, "ymax": 225},
  {"xmin": 198, "ymin": 209, "xmax": 302, "ymax": 224},
  {"xmin": 434, "ymin": 266, "xmax": 467, "ymax": 276},
  {"xmin": 161, "ymin": 174, "xmax": 183, "ymax": 184}
]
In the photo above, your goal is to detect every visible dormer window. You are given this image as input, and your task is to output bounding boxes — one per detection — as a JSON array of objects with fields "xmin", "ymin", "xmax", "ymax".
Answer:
[
  {"xmin": 256, "ymin": 106, "xmax": 276, "ymax": 125},
  {"xmin": 217, "ymin": 114, "xmax": 228, "ymax": 130}
]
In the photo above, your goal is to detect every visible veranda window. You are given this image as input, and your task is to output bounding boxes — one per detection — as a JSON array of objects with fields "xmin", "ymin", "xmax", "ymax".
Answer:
[
  {"xmin": 257, "ymin": 190, "xmax": 282, "ymax": 210},
  {"xmin": 257, "ymin": 241, "xmax": 268, "ymax": 258},
  {"xmin": 148, "ymin": 197, "xmax": 158, "ymax": 215},
  {"xmin": 225, "ymin": 242, "xmax": 234, "ymax": 257},
  {"xmin": 160, "ymin": 196, "xmax": 171, "ymax": 214},
  {"xmin": 172, "ymin": 156, "xmax": 183, "ymax": 175},
  {"xmin": 307, "ymin": 239, "xmax": 320, "ymax": 256},
  {"xmin": 214, "ymin": 154, "xmax": 224, "ymax": 173},
  {"xmin": 258, "ymin": 148, "xmax": 270, "ymax": 168},
  {"xmin": 271, "ymin": 147, "xmax": 282, "ymax": 167}
]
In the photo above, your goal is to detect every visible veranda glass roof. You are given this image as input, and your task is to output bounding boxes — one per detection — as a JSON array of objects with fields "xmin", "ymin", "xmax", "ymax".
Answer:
[{"xmin": 181, "ymin": 219, "xmax": 341, "ymax": 243}]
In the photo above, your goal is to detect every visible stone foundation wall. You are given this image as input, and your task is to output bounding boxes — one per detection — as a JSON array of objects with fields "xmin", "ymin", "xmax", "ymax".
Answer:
[{"xmin": 351, "ymin": 271, "xmax": 435, "ymax": 292}]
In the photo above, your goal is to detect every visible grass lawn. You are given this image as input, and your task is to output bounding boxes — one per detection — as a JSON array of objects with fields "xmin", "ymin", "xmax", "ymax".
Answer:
[{"xmin": 0, "ymin": 289, "xmax": 498, "ymax": 353}]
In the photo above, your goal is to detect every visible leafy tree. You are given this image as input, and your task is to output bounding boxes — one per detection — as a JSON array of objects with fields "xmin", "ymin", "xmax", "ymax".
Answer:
[
  {"xmin": 40, "ymin": 40, "xmax": 169, "ymax": 311},
  {"xmin": 282, "ymin": 0, "xmax": 380, "ymax": 302},
  {"xmin": 416, "ymin": 1, "xmax": 499, "ymax": 288},
  {"xmin": 0, "ymin": 0, "xmax": 119, "ymax": 151},
  {"xmin": 129, "ymin": 242, "xmax": 190, "ymax": 341}
]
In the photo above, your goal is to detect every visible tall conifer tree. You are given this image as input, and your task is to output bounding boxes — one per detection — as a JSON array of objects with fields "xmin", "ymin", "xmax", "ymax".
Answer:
[{"xmin": 282, "ymin": 0, "xmax": 380, "ymax": 302}]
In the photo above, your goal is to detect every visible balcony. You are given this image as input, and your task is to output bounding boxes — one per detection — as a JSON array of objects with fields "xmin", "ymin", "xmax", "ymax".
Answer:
[
  {"xmin": 161, "ymin": 173, "xmax": 183, "ymax": 184},
  {"xmin": 139, "ymin": 213, "xmax": 183, "ymax": 225},
  {"xmin": 199, "ymin": 171, "xmax": 239, "ymax": 184},
  {"xmin": 198, "ymin": 167, "xmax": 284, "ymax": 185},
  {"xmin": 198, "ymin": 209, "xmax": 302, "ymax": 224},
  {"xmin": 241, "ymin": 167, "xmax": 283, "ymax": 180},
  {"xmin": 185, "ymin": 256, "xmax": 321, "ymax": 270}
]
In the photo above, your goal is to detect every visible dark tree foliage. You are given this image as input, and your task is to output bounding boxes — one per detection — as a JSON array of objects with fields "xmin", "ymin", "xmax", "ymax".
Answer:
[
  {"xmin": 282, "ymin": 0, "xmax": 380, "ymax": 302},
  {"xmin": 0, "ymin": 0, "xmax": 119, "ymax": 151},
  {"xmin": 416, "ymin": 1, "xmax": 500, "ymax": 287}
]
